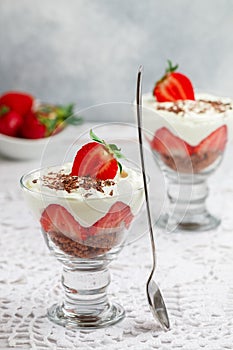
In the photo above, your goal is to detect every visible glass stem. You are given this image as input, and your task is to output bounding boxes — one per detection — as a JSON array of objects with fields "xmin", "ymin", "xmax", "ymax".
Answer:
[
  {"xmin": 167, "ymin": 174, "xmax": 209, "ymax": 224},
  {"xmin": 61, "ymin": 264, "xmax": 111, "ymax": 318}
]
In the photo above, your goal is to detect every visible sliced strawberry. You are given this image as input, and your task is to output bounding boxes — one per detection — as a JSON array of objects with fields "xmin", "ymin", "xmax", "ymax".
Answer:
[
  {"xmin": 0, "ymin": 108, "xmax": 23, "ymax": 137},
  {"xmin": 40, "ymin": 202, "xmax": 133, "ymax": 242},
  {"xmin": 71, "ymin": 130, "xmax": 124, "ymax": 180},
  {"xmin": 40, "ymin": 209, "xmax": 54, "ymax": 232},
  {"xmin": 40, "ymin": 204, "xmax": 84, "ymax": 241},
  {"xmin": 20, "ymin": 111, "xmax": 46, "ymax": 139},
  {"xmin": 194, "ymin": 125, "xmax": 227, "ymax": 155},
  {"xmin": 151, "ymin": 127, "xmax": 193, "ymax": 158},
  {"xmin": 153, "ymin": 61, "xmax": 195, "ymax": 102},
  {"xmin": 0, "ymin": 91, "xmax": 34, "ymax": 116},
  {"xmin": 71, "ymin": 142, "xmax": 119, "ymax": 180},
  {"xmin": 93, "ymin": 202, "xmax": 133, "ymax": 231}
]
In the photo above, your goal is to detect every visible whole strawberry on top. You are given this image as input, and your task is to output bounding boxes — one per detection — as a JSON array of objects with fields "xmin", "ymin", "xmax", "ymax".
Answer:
[
  {"xmin": 153, "ymin": 60, "xmax": 195, "ymax": 102},
  {"xmin": 71, "ymin": 130, "xmax": 124, "ymax": 180}
]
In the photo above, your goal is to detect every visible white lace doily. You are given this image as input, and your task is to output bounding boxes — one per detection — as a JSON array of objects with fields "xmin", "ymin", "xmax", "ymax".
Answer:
[{"xmin": 1, "ymin": 124, "xmax": 233, "ymax": 349}]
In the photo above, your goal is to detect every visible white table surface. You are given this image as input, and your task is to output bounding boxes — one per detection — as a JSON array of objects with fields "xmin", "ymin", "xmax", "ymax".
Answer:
[{"xmin": 1, "ymin": 122, "xmax": 233, "ymax": 350}]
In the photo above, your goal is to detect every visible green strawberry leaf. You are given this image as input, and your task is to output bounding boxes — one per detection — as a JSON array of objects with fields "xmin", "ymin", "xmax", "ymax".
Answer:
[
  {"xmin": 108, "ymin": 143, "xmax": 121, "ymax": 151},
  {"xmin": 38, "ymin": 115, "xmax": 58, "ymax": 134},
  {"xmin": 113, "ymin": 150, "xmax": 125, "ymax": 159},
  {"xmin": 166, "ymin": 60, "xmax": 178, "ymax": 74},
  {"xmin": 65, "ymin": 115, "xmax": 83, "ymax": 125},
  {"xmin": 35, "ymin": 103, "xmax": 82, "ymax": 135},
  {"xmin": 90, "ymin": 129, "xmax": 104, "ymax": 144},
  {"xmin": 155, "ymin": 59, "xmax": 179, "ymax": 87},
  {"xmin": 56, "ymin": 103, "xmax": 74, "ymax": 119}
]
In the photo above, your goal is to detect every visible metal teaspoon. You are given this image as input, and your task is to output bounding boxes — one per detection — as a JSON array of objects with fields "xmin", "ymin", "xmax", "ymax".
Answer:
[{"xmin": 136, "ymin": 65, "xmax": 170, "ymax": 331}]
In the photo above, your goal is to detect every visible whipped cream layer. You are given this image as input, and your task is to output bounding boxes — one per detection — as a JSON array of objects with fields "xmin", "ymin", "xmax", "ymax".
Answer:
[
  {"xmin": 142, "ymin": 92, "xmax": 233, "ymax": 146},
  {"xmin": 23, "ymin": 163, "xmax": 144, "ymax": 227}
]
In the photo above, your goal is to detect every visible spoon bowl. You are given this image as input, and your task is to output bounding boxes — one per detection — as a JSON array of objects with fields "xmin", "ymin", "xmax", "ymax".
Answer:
[{"xmin": 147, "ymin": 279, "xmax": 170, "ymax": 330}]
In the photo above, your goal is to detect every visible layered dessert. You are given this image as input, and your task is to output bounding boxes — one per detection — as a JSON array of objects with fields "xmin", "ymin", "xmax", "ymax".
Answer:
[
  {"xmin": 143, "ymin": 61, "xmax": 233, "ymax": 173},
  {"xmin": 22, "ymin": 130, "xmax": 144, "ymax": 258}
]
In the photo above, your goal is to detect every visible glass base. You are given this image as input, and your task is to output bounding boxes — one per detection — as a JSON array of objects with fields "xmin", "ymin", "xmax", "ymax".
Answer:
[
  {"xmin": 157, "ymin": 212, "xmax": 221, "ymax": 233},
  {"xmin": 155, "ymin": 164, "xmax": 222, "ymax": 233},
  {"xmin": 47, "ymin": 302, "xmax": 125, "ymax": 329}
]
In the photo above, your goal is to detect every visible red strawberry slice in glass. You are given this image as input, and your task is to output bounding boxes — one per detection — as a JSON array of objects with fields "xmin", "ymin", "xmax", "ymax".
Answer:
[
  {"xmin": 153, "ymin": 60, "xmax": 195, "ymax": 102},
  {"xmin": 93, "ymin": 201, "xmax": 133, "ymax": 232},
  {"xmin": 40, "ymin": 204, "xmax": 85, "ymax": 241},
  {"xmin": 40, "ymin": 202, "xmax": 133, "ymax": 242},
  {"xmin": 0, "ymin": 91, "xmax": 34, "ymax": 116},
  {"xmin": 194, "ymin": 125, "xmax": 227, "ymax": 155},
  {"xmin": 151, "ymin": 127, "xmax": 193, "ymax": 158}
]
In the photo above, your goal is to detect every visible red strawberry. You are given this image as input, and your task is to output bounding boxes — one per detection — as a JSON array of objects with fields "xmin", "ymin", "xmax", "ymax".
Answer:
[
  {"xmin": 0, "ymin": 91, "xmax": 34, "ymax": 116},
  {"xmin": 71, "ymin": 130, "xmax": 124, "ymax": 180},
  {"xmin": 151, "ymin": 127, "xmax": 193, "ymax": 158},
  {"xmin": 194, "ymin": 125, "xmax": 227, "ymax": 155},
  {"xmin": 93, "ymin": 201, "xmax": 133, "ymax": 231},
  {"xmin": 20, "ymin": 111, "xmax": 46, "ymax": 139},
  {"xmin": 153, "ymin": 60, "xmax": 195, "ymax": 102},
  {"xmin": 40, "ymin": 204, "xmax": 84, "ymax": 241},
  {"xmin": 71, "ymin": 142, "xmax": 118, "ymax": 180},
  {"xmin": 0, "ymin": 107, "xmax": 23, "ymax": 137}
]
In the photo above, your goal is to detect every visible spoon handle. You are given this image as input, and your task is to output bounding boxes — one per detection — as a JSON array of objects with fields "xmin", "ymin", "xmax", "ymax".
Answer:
[
  {"xmin": 136, "ymin": 65, "xmax": 156, "ymax": 273},
  {"xmin": 136, "ymin": 66, "xmax": 170, "ymax": 331}
]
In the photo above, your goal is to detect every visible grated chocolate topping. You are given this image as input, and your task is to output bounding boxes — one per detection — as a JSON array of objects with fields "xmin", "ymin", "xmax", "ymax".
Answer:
[
  {"xmin": 39, "ymin": 171, "xmax": 115, "ymax": 194},
  {"xmin": 155, "ymin": 99, "xmax": 233, "ymax": 115}
]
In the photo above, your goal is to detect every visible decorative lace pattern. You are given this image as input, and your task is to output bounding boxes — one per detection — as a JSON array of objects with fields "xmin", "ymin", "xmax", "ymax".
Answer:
[{"xmin": 1, "ymin": 133, "xmax": 233, "ymax": 349}]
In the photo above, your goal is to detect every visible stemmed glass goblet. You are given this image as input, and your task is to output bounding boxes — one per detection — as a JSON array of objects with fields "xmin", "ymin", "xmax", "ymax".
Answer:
[
  {"xmin": 142, "ymin": 94, "xmax": 231, "ymax": 232},
  {"xmin": 20, "ymin": 119, "xmax": 151, "ymax": 329}
]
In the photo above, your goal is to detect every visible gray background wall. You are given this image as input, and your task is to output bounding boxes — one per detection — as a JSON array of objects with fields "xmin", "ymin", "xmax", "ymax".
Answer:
[{"xmin": 0, "ymin": 0, "xmax": 232, "ymax": 121}]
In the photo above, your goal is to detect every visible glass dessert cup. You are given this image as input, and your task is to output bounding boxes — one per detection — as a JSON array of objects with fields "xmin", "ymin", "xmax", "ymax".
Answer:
[
  {"xmin": 20, "ymin": 165, "xmax": 146, "ymax": 329},
  {"xmin": 148, "ymin": 126, "xmax": 227, "ymax": 232},
  {"xmin": 141, "ymin": 91, "xmax": 233, "ymax": 232}
]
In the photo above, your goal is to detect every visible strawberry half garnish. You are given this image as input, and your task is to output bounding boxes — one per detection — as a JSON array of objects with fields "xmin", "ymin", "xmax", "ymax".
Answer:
[
  {"xmin": 0, "ymin": 91, "xmax": 34, "ymax": 116},
  {"xmin": 153, "ymin": 60, "xmax": 195, "ymax": 102},
  {"xmin": 71, "ymin": 130, "xmax": 124, "ymax": 180}
]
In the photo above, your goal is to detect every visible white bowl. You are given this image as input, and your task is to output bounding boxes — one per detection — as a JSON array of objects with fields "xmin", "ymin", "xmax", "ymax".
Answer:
[{"xmin": 0, "ymin": 132, "xmax": 64, "ymax": 160}]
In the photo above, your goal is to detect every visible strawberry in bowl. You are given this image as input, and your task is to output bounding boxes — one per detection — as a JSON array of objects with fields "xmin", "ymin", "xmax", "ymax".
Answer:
[
  {"xmin": 142, "ymin": 60, "xmax": 233, "ymax": 232},
  {"xmin": 0, "ymin": 91, "xmax": 81, "ymax": 159}
]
